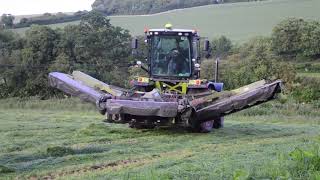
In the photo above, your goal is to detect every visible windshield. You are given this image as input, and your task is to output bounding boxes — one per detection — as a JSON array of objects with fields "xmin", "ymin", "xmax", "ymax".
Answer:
[{"xmin": 151, "ymin": 35, "xmax": 191, "ymax": 77}]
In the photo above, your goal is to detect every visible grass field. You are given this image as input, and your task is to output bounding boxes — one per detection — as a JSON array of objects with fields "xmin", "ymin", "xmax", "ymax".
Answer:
[
  {"xmin": 0, "ymin": 98, "xmax": 319, "ymax": 179},
  {"xmin": 298, "ymin": 72, "xmax": 320, "ymax": 79},
  {"xmin": 13, "ymin": 0, "xmax": 320, "ymax": 42}
]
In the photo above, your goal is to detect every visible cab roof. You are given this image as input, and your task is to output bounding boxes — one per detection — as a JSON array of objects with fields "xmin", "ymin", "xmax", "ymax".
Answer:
[{"xmin": 148, "ymin": 29, "xmax": 195, "ymax": 33}]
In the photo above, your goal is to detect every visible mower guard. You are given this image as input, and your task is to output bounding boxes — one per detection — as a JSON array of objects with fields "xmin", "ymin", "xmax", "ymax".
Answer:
[
  {"xmin": 106, "ymin": 99, "xmax": 178, "ymax": 117},
  {"xmin": 192, "ymin": 80, "xmax": 282, "ymax": 123}
]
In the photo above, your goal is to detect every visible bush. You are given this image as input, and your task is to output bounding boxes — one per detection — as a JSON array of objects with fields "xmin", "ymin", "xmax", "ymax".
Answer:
[
  {"xmin": 211, "ymin": 35, "xmax": 233, "ymax": 58},
  {"xmin": 289, "ymin": 146, "xmax": 320, "ymax": 178},
  {"xmin": 291, "ymin": 77, "xmax": 320, "ymax": 103},
  {"xmin": 201, "ymin": 37, "xmax": 296, "ymax": 90}
]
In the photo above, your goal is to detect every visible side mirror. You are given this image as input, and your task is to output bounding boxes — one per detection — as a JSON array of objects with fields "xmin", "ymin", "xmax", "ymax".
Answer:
[
  {"xmin": 194, "ymin": 63, "xmax": 201, "ymax": 72},
  {"xmin": 204, "ymin": 40, "xmax": 210, "ymax": 52},
  {"xmin": 131, "ymin": 38, "xmax": 138, "ymax": 49},
  {"xmin": 136, "ymin": 60, "xmax": 149, "ymax": 73}
]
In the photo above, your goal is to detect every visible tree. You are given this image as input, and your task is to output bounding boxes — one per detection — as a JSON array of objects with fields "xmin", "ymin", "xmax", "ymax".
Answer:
[
  {"xmin": 74, "ymin": 11, "xmax": 132, "ymax": 86},
  {"xmin": 0, "ymin": 11, "xmax": 133, "ymax": 98},
  {"xmin": 19, "ymin": 18, "xmax": 29, "ymax": 24},
  {"xmin": 1, "ymin": 14, "xmax": 15, "ymax": 28},
  {"xmin": 0, "ymin": 29, "xmax": 22, "ymax": 97},
  {"xmin": 80, "ymin": 10, "xmax": 111, "ymax": 29},
  {"xmin": 300, "ymin": 21, "xmax": 320, "ymax": 58},
  {"xmin": 271, "ymin": 18, "xmax": 306, "ymax": 57},
  {"xmin": 211, "ymin": 35, "xmax": 233, "ymax": 58},
  {"xmin": 15, "ymin": 25, "xmax": 59, "ymax": 97},
  {"xmin": 240, "ymin": 37, "xmax": 295, "ymax": 85}
]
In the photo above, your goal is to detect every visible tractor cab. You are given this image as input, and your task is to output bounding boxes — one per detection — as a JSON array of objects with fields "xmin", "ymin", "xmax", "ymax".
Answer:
[
  {"xmin": 148, "ymin": 28, "xmax": 196, "ymax": 79},
  {"xmin": 131, "ymin": 24, "xmax": 212, "ymax": 94}
]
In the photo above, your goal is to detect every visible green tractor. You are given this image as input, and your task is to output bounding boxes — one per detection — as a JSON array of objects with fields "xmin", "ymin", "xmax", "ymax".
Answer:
[
  {"xmin": 49, "ymin": 24, "xmax": 282, "ymax": 133},
  {"xmin": 130, "ymin": 24, "xmax": 224, "ymax": 131}
]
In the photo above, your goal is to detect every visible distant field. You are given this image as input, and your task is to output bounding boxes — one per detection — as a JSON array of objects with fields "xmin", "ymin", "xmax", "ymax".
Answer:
[
  {"xmin": 0, "ymin": 98, "xmax": 319, "ymax": 179},
  {"xmin": 13, "ymin": 0, "xmax": 320, "ymax": 42}
]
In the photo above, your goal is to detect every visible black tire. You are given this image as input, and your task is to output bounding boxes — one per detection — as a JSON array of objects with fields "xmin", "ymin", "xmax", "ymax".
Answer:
[
  {"xmin": 99, "ymin": 109, "xmax": 106, "ymax": 115},
  {"xmin": 213, "ymin": 117, "xmax": 224, "ymax": 129},
  {"xmin": 199, "ymin": 121, "xmax": 214, "ymax": 133},
  {"xmin": 189, "ymin": 110, "xmax": 214, "ymax": 133}
]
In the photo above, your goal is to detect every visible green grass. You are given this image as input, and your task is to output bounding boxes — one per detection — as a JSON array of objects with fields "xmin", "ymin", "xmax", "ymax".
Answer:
[
  {"xmin": 298, "ymin": 72, "xmax": 320, "ymax": 79},
  {"xmin": 0, "ymin": 98, "xmax": 319, "ymax": 179},
  {"xmin": 13, "ymin": 0, "xmax": 320, "ymax": 42}
]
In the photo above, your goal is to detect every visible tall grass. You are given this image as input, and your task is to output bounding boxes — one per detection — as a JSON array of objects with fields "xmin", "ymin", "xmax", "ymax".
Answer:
[
  {"xmin": 242, "ymin": 138, "xmax": 320, "ymax": 179},
  {"xmin": 0, "ymin": 97, "xmax": 96, "ymax": 111}
]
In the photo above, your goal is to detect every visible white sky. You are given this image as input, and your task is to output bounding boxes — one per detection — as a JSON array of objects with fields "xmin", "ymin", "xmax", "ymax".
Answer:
[{"xmin": 0, "ymin": 0, "xmax": 95, "ymax": 15}]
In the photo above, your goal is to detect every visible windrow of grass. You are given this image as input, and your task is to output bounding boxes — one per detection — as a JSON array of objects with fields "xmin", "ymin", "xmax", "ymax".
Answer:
[{"xmin": 0, "ymin": 98, "xmax": 319, "ymax": 179}]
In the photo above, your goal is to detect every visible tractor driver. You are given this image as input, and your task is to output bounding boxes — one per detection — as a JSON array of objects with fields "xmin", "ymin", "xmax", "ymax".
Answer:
[{"xmin": 167, "ymin": 38, "xmax": 190, "ymax": 76}]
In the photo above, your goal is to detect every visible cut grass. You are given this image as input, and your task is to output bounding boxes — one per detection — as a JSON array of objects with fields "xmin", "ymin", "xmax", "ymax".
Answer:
[
  {"xmin": 12, "ymin": 0, "xmax": 320, "ymax": 42},
  {"xmin": 0, "ymin": 98, "xmax": 319, "ymax": 179}
]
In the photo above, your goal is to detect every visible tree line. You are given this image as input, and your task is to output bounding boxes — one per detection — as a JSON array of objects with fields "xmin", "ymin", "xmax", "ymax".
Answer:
[
  {"xmin": 0, "ymin": 11, "xmax": 132, "ymax": 98},
  {"xmin": 92, "ymin": 0, "xmax": 263, "ymax": 15},
  {"xmin": 0, "ymin": 11, "xmax": 90, "ymax": 29}
]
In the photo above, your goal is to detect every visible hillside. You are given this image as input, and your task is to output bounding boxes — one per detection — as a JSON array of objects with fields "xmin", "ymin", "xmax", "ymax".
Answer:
[
  {"xmin": 92, "ymin": 0, "xmax": 259, "ymax": 15},
  {"xmin": 13, "ymin": 0, "xmax": 320, "ymax": 42}
]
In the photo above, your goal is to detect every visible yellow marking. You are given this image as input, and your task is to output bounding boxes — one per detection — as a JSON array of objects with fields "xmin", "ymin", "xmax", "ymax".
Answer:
[
  {"xmin": 189, "ymin": 80, "xmax": 202, "ymax": 86},
  {"xmin": 137, "ymin": 77, "xmax": 149, "ymax": 83}
]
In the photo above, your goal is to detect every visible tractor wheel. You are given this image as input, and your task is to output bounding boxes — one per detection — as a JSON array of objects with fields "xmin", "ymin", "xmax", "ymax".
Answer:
[
  {"xmin": 190, "ymin": 120, "xmax": 213, "ymax": 133},
  {"xmin": 99, "ymin": 109, "xmax": 106, "ymax": 115},
  {"xmin": 189, "ymin": 110, "xmax": 213, "ymax": 133},
  {"xmin": 213, "ymin": 117, "xmax": 224, "ymax": 129},
  {"xmin": 199, "ymin": 121, "xmax": 214, "ymax": 133}
]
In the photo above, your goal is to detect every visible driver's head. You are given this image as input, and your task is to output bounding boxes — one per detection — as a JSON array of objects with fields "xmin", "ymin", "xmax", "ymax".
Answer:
[{"xmin": 172, "ymin": 49, "xmax": 180, "ymax": 57}]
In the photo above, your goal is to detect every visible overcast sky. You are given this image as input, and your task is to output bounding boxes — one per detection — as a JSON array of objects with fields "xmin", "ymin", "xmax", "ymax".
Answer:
[{"xmin": 0, "ymin": 0, "xmax": 95, "ymax": 15}]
